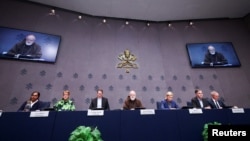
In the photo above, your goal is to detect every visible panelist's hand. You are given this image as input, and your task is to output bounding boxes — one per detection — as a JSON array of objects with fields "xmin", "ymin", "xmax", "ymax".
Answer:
[
  {"xmin": 15, "ymin": 54, "xmax": 21, "ymax": 58},
  {"xmin": 232, "ymin": 106, "xmax": 238, "ymax": 109},
  {"xmin": 204, "ymin": 106, "xmax": 211, "ymax": 109}
]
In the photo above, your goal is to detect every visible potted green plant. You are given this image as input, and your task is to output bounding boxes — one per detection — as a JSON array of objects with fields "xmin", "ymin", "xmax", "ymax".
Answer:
[
  {"xmin": 202, "ymin": 121, "xmax": 221, "ymax": 141},
  {"xmin": 69, "ymin": 126, "xmax": 103, "ymax": 141}
]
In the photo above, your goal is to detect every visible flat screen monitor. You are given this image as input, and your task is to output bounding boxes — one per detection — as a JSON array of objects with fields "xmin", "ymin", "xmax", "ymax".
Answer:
[
  {"xmin": 186, "ymin": 42, "xmax": 241, "ymax": 68},
  {"xmin": 0, "ymin": 26, "xmax": 61, "ymax": 63}
]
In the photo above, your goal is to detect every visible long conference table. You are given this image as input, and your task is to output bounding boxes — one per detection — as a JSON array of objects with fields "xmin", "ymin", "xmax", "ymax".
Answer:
[{"xmin": 0, "ymin": 109, "xmax": 250, "ymax": 141}]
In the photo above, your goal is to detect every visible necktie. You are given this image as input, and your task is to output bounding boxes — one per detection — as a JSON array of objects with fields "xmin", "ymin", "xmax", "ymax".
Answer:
[{"xmin": 215, "ymin": 101, "xmax": 220, "ymax": 109}]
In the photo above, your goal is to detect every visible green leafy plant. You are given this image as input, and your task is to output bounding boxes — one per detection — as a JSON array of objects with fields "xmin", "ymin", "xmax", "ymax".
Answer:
[
  {"xmin": 69, "ymin": 126, "xmax": 103, "ymax": 141},
  {"xmin": 202, "ymin": 121, "xmax": 221, "ymax": 141}
]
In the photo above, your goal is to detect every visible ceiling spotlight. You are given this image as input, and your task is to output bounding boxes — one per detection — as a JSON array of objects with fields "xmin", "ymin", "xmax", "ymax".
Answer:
[
  {"xmin": 49, "ymin": 9, "xmax": 55, "ymax": 15},
  {"xmin": 189, "ymin": 21, "xmax": 194, "ymax": 26},
  {"xmin": 51, "ymin": 9, "xmax": 55, "ymax": 14},
  {"xmin": 125, "ymin": 21, "xmax": 129, "ymax": 25},
  {"xmin": 146, "ymin": 22, "xmax": 150, "ymax": 27},
  {"xmin": 102, "ymin": 19, "xmax": 107, "ymax": 23},
  {"xmin": 78, "ymin": 15, "xmax": 82, "ymax": 20},
  {"xmin": 167, "ymin": 22, "xmax": 172, "ymax": 27}
]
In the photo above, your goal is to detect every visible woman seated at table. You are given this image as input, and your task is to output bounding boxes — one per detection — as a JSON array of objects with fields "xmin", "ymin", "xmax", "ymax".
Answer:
[{"xmin": 160, "ymin": 91, "xmax": 179, "ymax": 110}]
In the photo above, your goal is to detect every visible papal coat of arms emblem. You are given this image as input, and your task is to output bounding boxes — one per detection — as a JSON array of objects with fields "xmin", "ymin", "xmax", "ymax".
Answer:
[{"xmin": 117, "ymin": 49, "xmax": 138, "ymax": 73}]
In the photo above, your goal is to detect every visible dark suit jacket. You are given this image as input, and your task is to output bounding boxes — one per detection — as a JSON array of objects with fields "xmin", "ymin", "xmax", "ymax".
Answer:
[
  {"xmin": 204, "ymin": 52, "xmax": 228, "ymax": 65},
  {"xmin": 89, "ymin": 97, "xmax": 110, "ymax": 110},
  {"xmin": 8, "ymin": 40, "xmax": 42, "ymax": 58},
  {"xmin": 191, "ymin": 97, "xmax": 210, "ymax": 108},
  {"xmin": 17, "ymin": 100, "xmax": 43, "ymax": 112},
  {"xmin": 208, "ymin": 99, "xmax": 226, "ymax": 109}
]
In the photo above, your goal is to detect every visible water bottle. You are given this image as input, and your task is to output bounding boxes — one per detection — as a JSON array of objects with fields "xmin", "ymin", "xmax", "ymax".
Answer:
[{"xmin": 24, "ymin": 101, "xmax": 31, "ymax": 112}]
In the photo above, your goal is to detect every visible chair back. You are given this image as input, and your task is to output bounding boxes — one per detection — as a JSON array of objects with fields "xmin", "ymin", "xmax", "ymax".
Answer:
[
  {"xmin": 156, "ymin": 101, "xmax": 161, "ymax": 109},
  {"xmin": 40, "ymin": 101, "xmax": 51, "ymax": 110},
  {"xmin": 186, "ymin": 101, "xmax": 192, "ymax": 107}
]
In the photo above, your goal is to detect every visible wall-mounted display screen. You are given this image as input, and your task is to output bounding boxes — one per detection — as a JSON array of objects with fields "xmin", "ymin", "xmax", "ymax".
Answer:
[
  {"xmin": 186, "ymin": 42, "xmax": 241, "ymax": 68},
  {"xmin": 0, "ymin": 26, "xmax": 61, "ymax": 63}
]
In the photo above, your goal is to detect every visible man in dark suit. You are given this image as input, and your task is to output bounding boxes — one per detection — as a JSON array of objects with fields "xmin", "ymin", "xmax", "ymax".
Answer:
[
  {"xmin": 203, "ymin": 45, "xmax": 228, "ymax": 66},
  {"xmin": 208, "ymin": 91, "xmax": 227, "ymax": 109},
  {"xmin": 191, "ymin": 89, "xmax": 211, "ymax": 109},
  {"xmin": 89, "ymin": 89, "xmax": 110, "ymax": 110},
  {"xmin": 17, "ymin": 91, "xmax": 43, "ymax": 112}
]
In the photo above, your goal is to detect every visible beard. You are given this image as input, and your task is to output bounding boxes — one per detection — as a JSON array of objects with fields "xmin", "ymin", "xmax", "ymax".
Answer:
[
  {"xmin": 25, "ymin": 41, "xmax": 34, "ymax": 46},
  {"xmin": 210, "ymin": 51, "xmax": 215, "ymax": 55},
  {"xmin": 130, "ymin": 97, "xmax": 136, "ymax": 101}
]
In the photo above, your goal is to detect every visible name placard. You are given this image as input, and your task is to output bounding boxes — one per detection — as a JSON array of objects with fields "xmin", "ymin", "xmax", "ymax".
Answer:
[
  {"xmin": 87, "ymin": 110, "xmax": 104, "ymax": 116},
  {"xmin": 30, "ymin": 111, "xmax": 49, "ymax": 117},
  {"xmin": 189, "ymin": 108, "xmax": 203, "ymax": 114},
  {"xmin": 232, "ymin": 108, "xmax": 244, "ymax": 113},
  {"xmin": 140, "ymin": 109, "xmax": 155, "ymax": 115}
]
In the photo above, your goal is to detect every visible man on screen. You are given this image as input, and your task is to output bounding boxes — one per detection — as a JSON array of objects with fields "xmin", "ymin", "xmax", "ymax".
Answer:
[
  {"xmin": 202, "ymin": 45, "xmax": 228, "ymax": 66},
  {"xmin": 7, "ymin": 34, "xmax": 42, "ymax": 58}
]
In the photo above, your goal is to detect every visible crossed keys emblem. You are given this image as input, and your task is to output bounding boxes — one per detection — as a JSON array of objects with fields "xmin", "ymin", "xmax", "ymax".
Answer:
[{"xmin": 117, "ymin": 49, "xmax": 138, "ymax": 73}]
